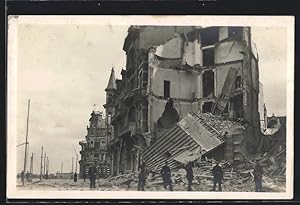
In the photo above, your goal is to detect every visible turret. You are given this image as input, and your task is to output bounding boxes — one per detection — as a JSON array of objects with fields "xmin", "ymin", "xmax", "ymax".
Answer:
[{"xmin": 104, "ymin": 67, "xmax": 116, "ymax": 115}]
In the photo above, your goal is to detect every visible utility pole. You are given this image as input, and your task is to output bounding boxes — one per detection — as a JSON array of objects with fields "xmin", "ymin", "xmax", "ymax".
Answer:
[
  {"xmin": 46, "ymin": 156, "xmax": 49, "ymax": 179},
  {"xmin": 43, "ymin": 152, "xmax": 46, "ymax": 177},
  {"xmin": 75, "ymin": 155, "xmax": 78, "ymax": 174},
  {"xmin": 22, "ymin": 99, "xmax": 30, "ymax": 186},
  {"xmin": 40, "ymin": 146, "xmax": 43, "ymax": 181},
  {"xmin": 73, "ymin": 144, "xmax": 78, "ymax": 173},
  {"xmin": 71, "ymin": 157, "xmax": 74, "ymax": 179},
  {"xmin": 30, "ymin": 153, "xmax": 33, "ymax": 174},
  {"xmin": 61, "ymin": 162, "xmax": 63, "ymax": 179}
]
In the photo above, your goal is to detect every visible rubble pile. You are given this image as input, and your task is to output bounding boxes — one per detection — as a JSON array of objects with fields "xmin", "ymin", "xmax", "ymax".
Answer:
[
  {"xmin": 236, "ymin": 148, "xmax": 286, "ymax": 190},
  {"xmin": 97, "ymin": 156, "xmax": 285, "ymax": 192},
  {"xmin": 99, "ymin": 173, "xmax": 139, "ymax": 188},
  {"xmin": 197, "ymin": 113, "xmax": 245, "ymax": 130}
]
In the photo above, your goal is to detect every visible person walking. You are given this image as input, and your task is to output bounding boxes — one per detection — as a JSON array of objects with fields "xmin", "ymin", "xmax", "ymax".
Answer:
[
  {"xmin": 88, "ymin": 165, "xmax": 97, "ymax": 189},
  {"xmin": 137, "ymin": 161, "xmax": 148, "ymax": 191},
  {"xmin": 253, "ymin": 160, "xmax": 263, "ymax": 192},
  {"xmin": 211, "ymin": 161, "xmax": 223, "ymax": 191},
  {"xmin": 160, "ymin": 160, "xmax": 173, "ymax": 191},
  {"xmin": 185, "ymin": 161, "xmax": 194, "ymax": 191}
]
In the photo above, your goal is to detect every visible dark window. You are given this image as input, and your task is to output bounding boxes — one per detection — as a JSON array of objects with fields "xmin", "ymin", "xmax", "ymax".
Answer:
[
  {"xmin": 94, "ymin": 141, "xmax": 100, "ymax": 149},
  {"xmin": 235, "ymin": 76, "xmax": 242, "ymax": 88},
  {"xmin": 202, "ymin": 102, "xmax": 213, "ymax": 113},
  {"xmin": 228, "ymin": 27, "xmax": 243, "ymax": 39},
  {"xmin": 164, "ymin": 80, "xmax": 170, "ymax": 99},
  {"xmin": 142, "ymin": 109, "xmax": 148, "ymax": 132},
  {"xmin": 232, "ymin": 94, "xmax": 243, "ymax": 118},
  {"xmin": 128, "ymin": 107, "xmax": 136, "ymax": 122},
  {"xmin": 201, "ymin": 27, "xmax": 219, "ymax": 47},
  {"xmin": 203, "ymin": 48, "xmax": 214, "ymax": 66},
  {"xmin": 203, "ymin": 70, "xmax": 215, "ymax": 98},
  {"xmin": 143, "ymin": 74, "xmax": 148, "ymax": 88}
]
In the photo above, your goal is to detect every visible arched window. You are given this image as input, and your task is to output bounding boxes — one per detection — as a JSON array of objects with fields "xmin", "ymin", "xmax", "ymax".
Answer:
[{"xmin": 128, "ymin": 107, "xmax": 136, "ymax": 122}]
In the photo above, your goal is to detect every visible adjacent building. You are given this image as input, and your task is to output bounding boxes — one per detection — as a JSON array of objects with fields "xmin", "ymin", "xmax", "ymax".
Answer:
[
  {"xmin": 258, "ymin": 82, "xmax": 268, "ymax": 131},
  {"xmin": 104, "ymin": 26, "xmax": 261, "ymax": 176},
  {"xmin": 79, "ymin": 111, "xmax": 110, "ymax": 178}
]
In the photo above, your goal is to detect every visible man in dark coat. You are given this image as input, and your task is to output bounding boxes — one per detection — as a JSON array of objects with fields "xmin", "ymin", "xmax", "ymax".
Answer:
[
  {"xmin": 21, "ymin": 171, "xmax": 24, "ymax": 184},
  {"xmin": 74, "ymin": 172, "xmax": 77, "ymax": 182},
  {"xmin": 160, "ymin": 160, "xmax": 173, "ymax": 191},
  {"xmin": 253, "ymin": 160, "xmax": 263, "ymax": 192},
  {"xmin": 185, "ymin": 161, "xmax": 194, "ymax": 191},
  {"xmin": 138, "ymin": 161, "xmax": 148, "ymax": 191},
  {"xmin": 211, "ymin": 161, "xmax": 223, "ymax": 191},
  {"xmin": 88, "ymin": 165, "xmax": 97, "ymax": 189},
  {"xmin": 83, "ymin": 171, "xmax": 86, "ymax": 182}
]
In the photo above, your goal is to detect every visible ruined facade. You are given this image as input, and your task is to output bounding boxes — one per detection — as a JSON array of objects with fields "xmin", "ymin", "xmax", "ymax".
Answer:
[
  {"xmin": 79, "ymin": 111, "xmax": 110, "ymax": 178},
  {"xmin": 105, "ymin": 26, "xmax": 261, "ymax": 176}
]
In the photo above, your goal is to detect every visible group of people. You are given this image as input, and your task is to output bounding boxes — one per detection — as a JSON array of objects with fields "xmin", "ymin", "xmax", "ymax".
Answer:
[
  {"xmin": 137, "ymin": 160, "xmax": 196, "ymax": 192},
  {"xmin": 137, "ymin": 160, "xmax": 264, "ymax": 192},
  {"xmin": 85, "ymin": 159, "xmax": 264, "ymax": 192}
]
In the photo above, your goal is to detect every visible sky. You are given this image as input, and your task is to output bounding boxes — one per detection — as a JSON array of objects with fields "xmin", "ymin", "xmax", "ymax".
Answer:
[{"xmin": 14, "ymin": 24, "xmax": 288, "ymax": 174}]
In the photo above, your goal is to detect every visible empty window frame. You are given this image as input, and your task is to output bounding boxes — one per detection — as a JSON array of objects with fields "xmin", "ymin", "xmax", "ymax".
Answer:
[
  {"xmin": 94, "ymin": 141, "xmax": 100, "ymax": 149},
  {"xmin": 139, "ymin": 70, "xmax": 148, "ymax": 88},
  {"xmin": 203, "ymin": 48, "xmax": 215, "ymax": 66},
  {"xmin": 231, "ymin": 94, "xmax": 243, "ymax": 118},
  {"xmin": 164, "ymin": 80, "xmax": 170, "ymax": 99},
  {"xmin": 202, "ymin": 101, "xmax": 213, "ymax": 113},
  {"xmin": 202, "ymin": 70, "xmax": 215, "ymax": 98},
  {"xmin": 201, "ymin": 27, "xmax": 219, "ymax": 47},
  {"xmin": 228, "ymin": 27, "xmax": 243, "ymax": 39}
]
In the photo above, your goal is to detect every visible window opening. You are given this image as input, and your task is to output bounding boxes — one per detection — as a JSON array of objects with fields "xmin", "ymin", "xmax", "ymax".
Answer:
[
  {"xmin": 202, "ymin": 70, "xmax": 215, "ymax": 98},
  {"xmin": 164, "ymin": 80, "xmax": 170, "ymax": 99},
  {"xmin": 201, "ymin": 27, "xmax": 219, "ymax": 47},
  {"xmin": 202, "ymin": 101, "xmax": 213, "ymax": 113}
]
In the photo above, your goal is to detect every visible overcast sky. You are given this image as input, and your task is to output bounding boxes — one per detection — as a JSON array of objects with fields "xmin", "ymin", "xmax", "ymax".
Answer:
[{"xmin": 15, "ymin": 24, "xmax": 287, "ymax": 174}]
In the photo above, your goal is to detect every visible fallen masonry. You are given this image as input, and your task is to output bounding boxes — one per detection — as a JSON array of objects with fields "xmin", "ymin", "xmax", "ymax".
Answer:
[
  {"xmin": 98, "ymin": 112, "xmax": 286, "ymax": 192},
  {"xmin": 98, "ymin": 147, "xmax": 285, "ymax": 192}
]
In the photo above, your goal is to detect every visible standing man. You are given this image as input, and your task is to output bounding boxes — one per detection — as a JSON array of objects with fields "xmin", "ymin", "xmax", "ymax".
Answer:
[
  {"xmin": 74, "ymin": 172, "xmax": 77, "ymax": 182},
  {"xmin": 83, "ymin": 171, "xmax": 86, "ymax": 182},
  {"xmin": 185, "ymin": 161, "xmax": 194, "ymax": 191},
  {"xmin": 211, "ymin": 161, "xmax": 223, "ymax": 191},
  {"xmin": 21, "ymin": 171, "xmax": 24, "ymax": 184},
  {"xmin": 160, "ymin": 160, "xmax": 173, "ymax": 191},
  {"xmin": 88, "ymin": 165, "xmax": 97, "ymax": 189},
  {"xmin": 253, "ymin": 160, "xmax": 263, "ymax": 192},
  {"xmin": 137, "ymin": 161, "xmax": 148, "ymax": 191}
]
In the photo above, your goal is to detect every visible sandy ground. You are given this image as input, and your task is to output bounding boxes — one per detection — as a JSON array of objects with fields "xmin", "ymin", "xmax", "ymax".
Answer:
[{"xmin": 17, "ymin": 178, "xmax": 286, "ymax": 192}]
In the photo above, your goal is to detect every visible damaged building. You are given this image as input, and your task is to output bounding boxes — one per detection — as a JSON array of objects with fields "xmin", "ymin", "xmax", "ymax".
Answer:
[
  {"xmin": 79, "ymin": 111, "xmax": 110, "ymax": 178},
  {"xmin": 104, "ymin": 26, "xmax": 261, "ymax": 176}
]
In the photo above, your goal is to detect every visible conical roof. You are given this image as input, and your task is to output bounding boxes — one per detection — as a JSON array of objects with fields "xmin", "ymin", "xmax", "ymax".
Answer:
[{"xmin": 105, "ymin": 68, "xmax": 116, "ymax": 91}]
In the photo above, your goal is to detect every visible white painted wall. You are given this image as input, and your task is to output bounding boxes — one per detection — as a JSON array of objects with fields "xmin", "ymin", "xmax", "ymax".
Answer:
[{"xmin": 215, "ymin": 41, "xmax": 244, "ymax": 64}]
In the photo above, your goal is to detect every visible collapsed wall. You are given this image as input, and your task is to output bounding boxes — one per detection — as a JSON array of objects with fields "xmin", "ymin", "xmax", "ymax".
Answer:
[{"xmin": 142, "ymin": 112, "xmax": 246, "ymax": 172}]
